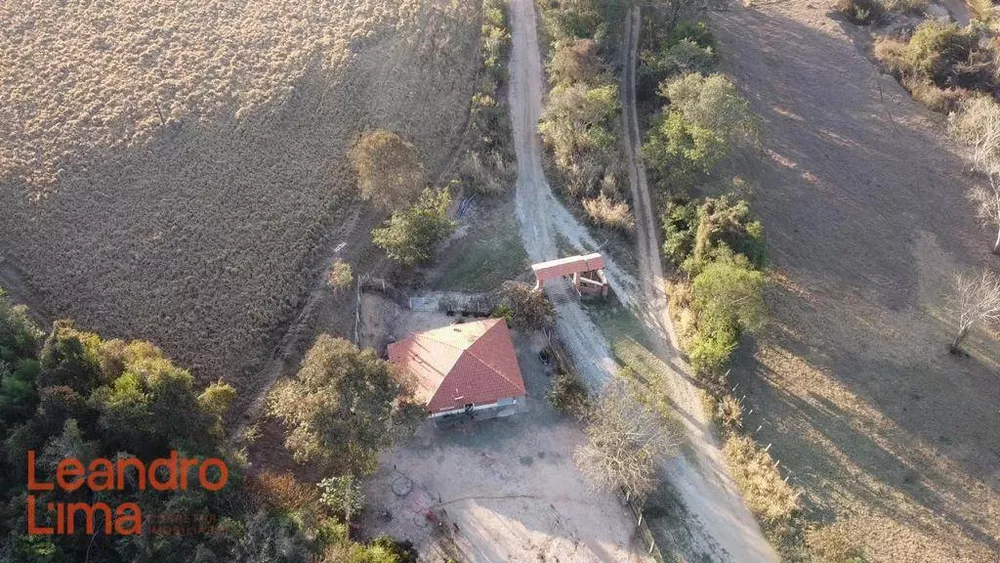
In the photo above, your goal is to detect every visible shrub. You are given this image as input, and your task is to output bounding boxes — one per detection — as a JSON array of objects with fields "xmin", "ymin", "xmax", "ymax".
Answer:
[
  {"xmin": 723, "ymin": 434, "xmax": 800, "ymax": 523},
  {"xmin": 665, "ymin": 39, "xmax": 718, "ymax": 74},
  {"xmin": 252, "ymin": 472, "xmax": 319, "ymax": 515},
  {"xmin": 371, "ymin": 188, "xmax": 457, "ymax": 267},
  {"xmin": 971, "ymin": 0, "xmax": 995, "ymax": 23},
  {"xmin": 687, "ymin": 196, "xmax": 766, "ymax": 274},
  {"xmin": 876, "ymin": 21, "xmax": 992, "ymax": 99},
  {"xmin": 540, "ymin": 0, "xmax": 605, "ymax": 41},
  {"xmin": 548, "ymin": 370, "xmax": 590, "ymax": 419},
  {"xmin": 498, "ymin": 281, "xmax": 556, "ymax": 330},
  {"xmin": 318, "ymin": 475, "xmax": 365, "ymax": 525},
  {"xmin": 482, "ymin": 0, "xmax": 511, "ymax": 79},
  {"xmin": 689, "ymin": 329, "xmax": 738, "ymax": 375},
  {"xmin": 662, "ymin": 200, "xmax": 699, "ymax": 264},
  {"xmin": 836, "ymin": 0, "xmax": 885, "ymax": 25},
  {"xmin": 350, "ymin": 130, "xmax": 426, "ymax": 211},
  {"xmin": 0, "ymin": 289, "xmax": 43, "ymax": 363},
  {"xmin": 327, "ymin": 260, "xmax": 353, "ymax": 293},
  {"xmin": 583, "ymin": 192, "xmax": 635, "ymax": 232},
  {"xmin": 903, "ymin": 22, "xmax": 979, "ymax": 85},
  {"xmin": 461, "ymin": 150, "xmax": 514, "ymax": 195},
  {"xmin": 952, "ymin": 94, "xmax": 1000, "ymax": 165},
  {"xmin": 716, "ymin": 393, "xmax": 744, "ymax": 430},
  {"xmin": 668, "ymin": 21, "xmax": 718, "ymax": 51},
  {"xmin": 662, "ymin": 196, "xmax": 765, "ymax": 274},
  {"xmin": 549, "ymin": 38, "xmax": 605, "ymax": 86},
  {"xmin": 691, "ymin": 256, "xmax": 767, "ymax": 338},
  {"xmin": 903, "ymin": 76, "xmax": 963, "ymax": 112},
  {"xmin": 883, "ymin": 0, "xmax": 927, "ymax": 14}
]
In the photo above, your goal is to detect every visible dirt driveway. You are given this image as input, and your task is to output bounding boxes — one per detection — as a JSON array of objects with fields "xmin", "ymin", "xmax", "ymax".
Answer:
[{"xmin": 362, "ymin": 331, "xmax": 649, "ymax": 563}]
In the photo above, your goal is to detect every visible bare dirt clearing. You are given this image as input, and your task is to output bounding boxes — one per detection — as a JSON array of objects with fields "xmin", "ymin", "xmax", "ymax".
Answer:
[
  {"xmin": 713, "ymin": 2, "xmax": 1000, "ymax": 560},
  {"xmin": 363, "ymin": 330, "xmax": 650, "ymax": 563},
  {"xmin": 0, "ymin": 0, "xmax": 479, "ymax": 403}
]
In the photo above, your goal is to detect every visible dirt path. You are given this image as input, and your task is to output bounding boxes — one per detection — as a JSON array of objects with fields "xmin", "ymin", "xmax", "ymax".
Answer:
[
  {"xmin": 507, "ymin": 0, "xmax": 638, "ymax": 390},
  {"xmin": 618, "ymin": 7, "xmax": 778, "ymax": 562}
]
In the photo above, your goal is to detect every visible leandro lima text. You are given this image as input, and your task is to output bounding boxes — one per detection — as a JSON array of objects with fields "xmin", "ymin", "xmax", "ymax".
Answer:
[{"xmin": 26, "ymin": 450, "xmax": 228, "ymax": 535}]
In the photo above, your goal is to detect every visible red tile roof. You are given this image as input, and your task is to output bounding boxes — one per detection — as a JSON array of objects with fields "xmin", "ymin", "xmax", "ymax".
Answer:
[
  {"xmin": 531, "ymin": 253, "xmax": 605, "ymax": 283},
  {"xmin": 388, "ymin": 318, "xmax": 526, "ymax": 414}
]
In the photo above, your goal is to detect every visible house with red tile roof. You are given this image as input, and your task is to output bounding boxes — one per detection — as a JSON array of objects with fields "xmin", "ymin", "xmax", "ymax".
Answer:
[{"xmin": 387, "ymin": 318, "xmax": 526, "ymax": 421}]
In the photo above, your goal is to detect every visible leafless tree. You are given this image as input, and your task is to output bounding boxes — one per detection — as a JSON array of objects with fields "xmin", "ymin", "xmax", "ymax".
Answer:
[
  {"xmin": 968, "ymin": 177, "xmax": 1000, "ymax": 255},
  {"xmin": 573, "ymin": 382, "xmax": 678, "ymax": 502},
  {"xmin": 951, "ymin": 268, "xmax": 1000, "ymax": 354},
  {"xmin": 953, "ymin": 97, "xmax": 1000, "ymax": 253}
]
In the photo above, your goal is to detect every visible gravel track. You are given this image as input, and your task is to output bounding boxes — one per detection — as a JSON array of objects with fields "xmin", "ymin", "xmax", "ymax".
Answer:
[
  {"xmin": 507, "ymin": 0, "xmax": 637, "ymax": 391},
  {"xmin": 618, "ymin": 7, "xmax": 778, "ymax": 562},
  {"xmin": 508, "ymin": 1, "xmax": 775, "ymax": 560}
]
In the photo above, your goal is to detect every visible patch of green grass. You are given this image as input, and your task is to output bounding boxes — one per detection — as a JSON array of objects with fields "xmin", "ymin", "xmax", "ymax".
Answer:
[
  {"xmin": 430, "ymin": 192, "xmax": 528, "ymax": 293},
  {"xmin": 434, "ymin": 226, "xmax": 526, "ymax": 292}
]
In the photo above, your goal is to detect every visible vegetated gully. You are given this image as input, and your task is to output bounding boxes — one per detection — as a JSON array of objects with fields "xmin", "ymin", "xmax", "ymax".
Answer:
[{"xmin": 506, "ymin": 0, "xmax": 777, "ymax": 561}]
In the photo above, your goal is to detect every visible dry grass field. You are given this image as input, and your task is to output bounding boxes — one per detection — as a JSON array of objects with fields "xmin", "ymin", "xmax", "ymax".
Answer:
[
  {"xmin": 0, "ymin": 0, "xmax": 480, "ymax": 399},
  {"xmin": 712, "ymin": 3, "xmax": 1000, "ymax": 561}
]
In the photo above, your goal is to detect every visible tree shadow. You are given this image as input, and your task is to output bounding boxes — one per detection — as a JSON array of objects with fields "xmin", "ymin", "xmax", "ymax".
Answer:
[
  {"xmin": 0, "ymin": 1, "xmax": 481, "ymax": 415},
  {"xmin": 711, "ymin": 5, "xmax": 1000, "ymax": 556}
]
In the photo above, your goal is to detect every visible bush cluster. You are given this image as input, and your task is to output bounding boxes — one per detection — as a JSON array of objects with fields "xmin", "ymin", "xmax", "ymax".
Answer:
[
  {"xmin": 462, "ymin": 0, "xmax": 517, "ymax": 196},
  {"xmin": 723, "ymin": 434, "xmax": 800, "ymax": 524},
  {"xmin": 537, "ymin": 0, "xmax": 634, "ymax": 233},
  {"xmin": 874, "ymin": 21, "xmax": 997, "ymax": 111},
  {"xmin": 836, "ymin": 0, "xmax": 885, "ymax": 25},
  {"xmin": 642, "ymin": 72, "xmax": 758, "ymax": 195},
  {"xmin": 548, "ymin": 370, "xmax": 590, "ymax": 419}
]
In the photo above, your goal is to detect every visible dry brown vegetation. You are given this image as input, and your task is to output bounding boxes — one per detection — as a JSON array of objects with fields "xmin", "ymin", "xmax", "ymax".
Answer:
[
  {"xmin": 713, "ymin": 3, "xmax": 1000, "ymax": 559},
  {"xmin": 0, "ymin": 0, "xmax": 480, "ymax": 402}
]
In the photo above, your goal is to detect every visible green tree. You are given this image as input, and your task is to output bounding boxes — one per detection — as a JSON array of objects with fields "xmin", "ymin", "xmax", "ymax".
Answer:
[
  {"xmin": 319, "ymin": 475, "xmax": 365, "ymax": 526},
  {"xmin": 268, "ymin": 335, "xmax": 423, "ymax": 474},
  {"xmin": 691, "ymin": 256, "xmax": 767, "ymax": 339},
  {"xmin": 539, "ymin": 82, "xmax": 619, "ymax": 165},
  {"xmin": 371, "ymin": 188, "xmax": 456, "ymax": 267},
  {"xmin": 350, "ymin": 129, "xmax": 426, "ymax": 211},
  {"xmin": 643, "ymin": 73, "xmax": 757, "ymax": 193},
  {"xmin": 0, "ymin": 288, "xmax": 42, "ymax": 362},
  {"xmin": 498, "ymin": 281, "xmax": 556, "ymax": 330},
  {"xmin": 643, "ymin": 109, "xmax": 726, "ymax": 191}
]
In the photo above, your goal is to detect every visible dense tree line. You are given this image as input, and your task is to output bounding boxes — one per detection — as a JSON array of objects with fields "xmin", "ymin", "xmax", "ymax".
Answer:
[
  {"xmin": 538, "ymin": 0, "xmax": 635, "ymax": 232},
  {"xmin": 0, "ymin": 289, "xmax": 416, "ymax": 563}
]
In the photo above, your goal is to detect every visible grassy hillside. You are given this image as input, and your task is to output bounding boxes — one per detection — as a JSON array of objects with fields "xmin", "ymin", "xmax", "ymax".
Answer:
[{"xmin": 0, "ymin": 0, "xmax": 480, "ymax": 396}]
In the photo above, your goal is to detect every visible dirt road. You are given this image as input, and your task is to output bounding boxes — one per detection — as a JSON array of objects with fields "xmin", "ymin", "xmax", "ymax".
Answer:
[
  {"xmin": 507, "ymin": 0, "xmax": 775, "ymax": 560},
  {"xmin": 618, "ymin": 7, "xmax": 778, "ymax": 562},
  {"xmin": 507, "ymin": 0, "xmax": 638, "ymax": 390}
]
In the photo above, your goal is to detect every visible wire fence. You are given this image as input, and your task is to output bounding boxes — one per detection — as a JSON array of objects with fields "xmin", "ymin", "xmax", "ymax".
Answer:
[{"xmin": 621, "ymin": 488, "xmax": 665, "ymax": 563}]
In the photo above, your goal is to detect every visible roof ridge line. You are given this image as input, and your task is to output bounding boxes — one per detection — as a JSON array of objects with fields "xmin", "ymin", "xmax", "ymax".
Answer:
[{"xmin": 465, "ymin": 350, "xmax": 524, "ymax": 393}]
